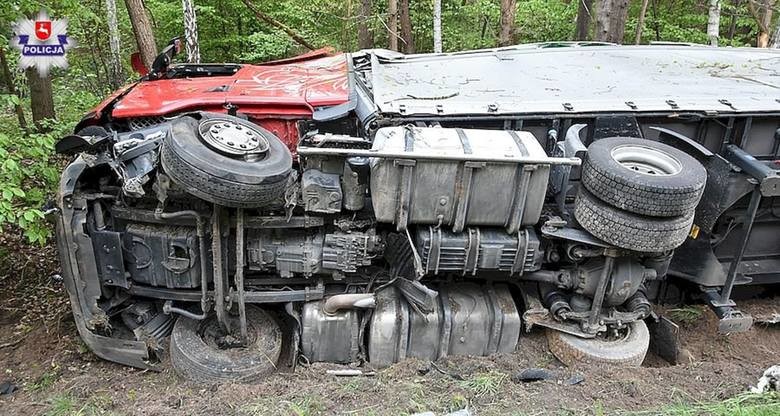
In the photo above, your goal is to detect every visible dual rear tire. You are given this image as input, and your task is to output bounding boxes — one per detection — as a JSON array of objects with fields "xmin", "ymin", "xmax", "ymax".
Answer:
[{"xmin": 574, "ymin": 137, "xmax": 707, "ymax": 252}]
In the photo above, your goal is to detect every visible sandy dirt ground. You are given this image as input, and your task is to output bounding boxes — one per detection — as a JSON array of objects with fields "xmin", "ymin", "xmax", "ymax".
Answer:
[{"xmin": 0, "ymin": 233, "xmax": 778, "ymax": 416}]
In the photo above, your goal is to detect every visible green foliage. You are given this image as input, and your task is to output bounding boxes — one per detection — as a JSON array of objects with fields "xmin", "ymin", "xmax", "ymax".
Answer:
[
  {"xmin": 459, "ymin": 371, "xmax": 506, "ymax": 397},
  {"xmin": 515, "ymin": 0, "xmax": 578, "ymax": 43},
  {"xmin": 28, "ymin": 366, "xmax": 60, "ymax": 392},
  {"xmin": 632, "ymin": 392, "xmax": 780, "ymax": 416},
  {"xmin": 242, "ymin": 31, "xmax": 295, "ymax": 62},
  {"xmin": 0, "ymin": 126, "xmax": 55, "ymax": 244},
  {"xmin": 667, "ymin": 306, "xmax": 704, "ymax": 325},
  {"xmin": 45, "ymin": 393, "xmax": 116, "ymax": 416},
  {"xmin": 0, "ymin": 58, "xmax": 99, "ymax": 244}
]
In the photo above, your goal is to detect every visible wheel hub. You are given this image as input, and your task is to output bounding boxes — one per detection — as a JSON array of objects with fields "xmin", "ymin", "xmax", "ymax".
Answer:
[
  {"xmin": 611, "ymin": 144, "xmax": 682, "ymax": 176},
  {"xmin": 199, "ymin": 118, "xmax": 269, "ymax": 157}
]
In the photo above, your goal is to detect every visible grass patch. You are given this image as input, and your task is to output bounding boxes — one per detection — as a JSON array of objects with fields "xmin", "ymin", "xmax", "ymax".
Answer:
[
  {"xmin": 631, "ymin": 392, "xmax": 780, "ymax": 416},
  {"xmin": 448, "ymin": 393, "xmax": 469, "ymax": 412},
  {"xmin": 44, "ymin": 393, "xmax": 115, "ymax": 416},
  {"xmin": 340, "ymin": 378, "xmax": 362, "ymax": 393},
  {"xmin": 284, "ymin": 397, "xmax": 324, "ymax": 416},
  {"xmin": 45, "ymin": 395, "xmax": 77, "ymax": 416},
  {"xmin": 459, "ymin": 371, "xmax": 507, "ymax": 397},
  {"xmin": 242, "ymin": 395, "xmax": 325, "ymax": 416},
  {"xmin": 667, "ymin": 306, "xmax": 703, "ymax": 325},
  {"xmin": 29, "ymin": 368, "xmax": 60, "ymax": 392}
]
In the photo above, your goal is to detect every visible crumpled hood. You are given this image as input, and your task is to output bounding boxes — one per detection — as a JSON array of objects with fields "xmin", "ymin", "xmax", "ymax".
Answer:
[{"xmin": 94, "ymin": 53, "xmax": 350, "ymax": 120}]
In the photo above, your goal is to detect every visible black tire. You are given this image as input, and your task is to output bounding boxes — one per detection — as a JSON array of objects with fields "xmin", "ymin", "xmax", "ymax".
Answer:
[
  {"xmin": 582, "ymin": 137, "xmax": 706, "ymax": 217},
  {"xmin": 170, "ymin": 306, "xmax": 283, "ymax": 384},
  {"xmin": 574, "ymin": 186, "xmax": 693, "ymax": 252},
  {"xmin": 77, "ymin": 125, "xmax": 110, "ymax": 137},
  {"xmin": 160, "ymin": 114, "xmax": 292, "ymax": 208},
  {"xmin": 546, "ymin": 320, "xmax": 649, "ymax": 367}
]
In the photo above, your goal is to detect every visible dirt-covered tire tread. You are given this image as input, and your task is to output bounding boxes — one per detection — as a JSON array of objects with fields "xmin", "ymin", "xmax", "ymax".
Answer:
[
  {"xmin": 581, "ymin": 137, "xmax": 706, "ymax": 217},
  {"xmin": 546, "ymin": 321, "xmax": 649, "ymax": 367},
  {"xmin": 574, "ymin": 186, "xmax": 693, "ymax": 252},
  {"xmin": 169, "ymin": 306, "xmax": 282, "ymax": 384}
]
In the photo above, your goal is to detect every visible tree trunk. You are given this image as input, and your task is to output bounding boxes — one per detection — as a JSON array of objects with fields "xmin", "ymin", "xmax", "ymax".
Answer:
[
  {"xmin": 343, "ymin": 0, "xmax": 352, "ymax": 51},
  {"xmin": 635, "ymin": 0, "xmax": 650, "ymax": 44},
  {"xmin": 399, "ymin": 0, "xmax": 414, "ymax": 53},
  {"xmin": 651, "ymin": 0, "xmax": 661, "ymax": 41},
  {"xmin": 759, "ymin": 1, "xmax": 774, "ymax": 47},
  {"xmin": 105, "ymin": 0, "xmax": 124, "ymax": 88},
  {"xmin": 433, "ymin": 0, "xmax": 442, "ymax": 52},
  {"xmin": 595, "ymin": 0, "xmax": 630, "ymax": 43},
  {"xmin": 748, "ymin": 0, "xmax": 775, "ymax": 47},
  {"xmin": 498, "ymin": 0, "xmax": 517, "ymax": 46},
  {"xmin": 708, "ymin": 0, "xmax": 721, "ymax": 46},
  {"xmin": 772, "ymin": 17, "xmax": 780, "ymax": 47},
  {"xmin": 388, "ymin": 0, "xmax": 398, "ymax": 51},
  {"xmin": 727, "ymin": 0, "xmax": 741, "ymax": 40},
  {"xmin": 575, "ymin": 0, "xmax": 594, "ymax": 41},
  {"xmin": 0, "ymin": 47, "xmax": 26, "ymax": 130},
  {"xmin": 358, "ymin": 0, "xmax": 373, "ymax": 49},
  {"xmin": 25, "ymin": 68, "xmax": 55, "ymax": 129},
  {"xmin": 124, "ymin": 0, "xmax": 157, "ymax": 69},
  {"xmin": 182, "ymin": 0, "xmax": 201, "ymax": 63}
]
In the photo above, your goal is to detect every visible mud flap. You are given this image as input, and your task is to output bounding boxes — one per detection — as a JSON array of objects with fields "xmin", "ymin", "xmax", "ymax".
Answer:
[{"xmin": 646, "ymin": 314, "xmax": 682, "ymax": 365}]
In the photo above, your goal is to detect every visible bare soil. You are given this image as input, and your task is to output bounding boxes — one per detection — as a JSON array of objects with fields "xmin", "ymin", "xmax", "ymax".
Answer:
[{"xmin": 0, "ymin": 232, "xmax": 778, "ymax": 416}]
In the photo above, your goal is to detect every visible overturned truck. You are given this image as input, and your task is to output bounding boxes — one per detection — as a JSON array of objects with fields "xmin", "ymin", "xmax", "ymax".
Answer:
[{"xmin": 55, "ymin": 43, "xmax": 780, "ymax": 382}]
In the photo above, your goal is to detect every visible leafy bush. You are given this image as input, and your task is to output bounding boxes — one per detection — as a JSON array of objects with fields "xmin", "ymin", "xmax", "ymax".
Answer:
[{"xmin": 0, "ymin": 82, "xmax": 99, "ymax": 244}]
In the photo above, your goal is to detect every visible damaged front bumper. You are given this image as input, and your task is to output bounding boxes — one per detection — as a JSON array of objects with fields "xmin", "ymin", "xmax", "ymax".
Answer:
[{"xmin": 56, "ymin": 157, "xmax": 160, "ymax": 370}]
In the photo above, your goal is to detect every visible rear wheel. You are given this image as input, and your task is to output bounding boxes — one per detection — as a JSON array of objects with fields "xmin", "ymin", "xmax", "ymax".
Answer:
[
  {"xmin": 574, "ymin": 186, "xmax": 693, "ymax": 252},
  {"xmin": 546, "ymin": 320, "xmax": 650, "ymax": 367},
  {"xmin": 581, "ymin": 137, "xmax": 706, "ymax": 217},
  {"xmin": 170, "ymin": 306, "xmax": 282, "ymax": 384}
]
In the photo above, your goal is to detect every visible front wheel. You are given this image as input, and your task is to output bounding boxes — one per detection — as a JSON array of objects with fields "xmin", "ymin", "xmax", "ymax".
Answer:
[
  {"xmin": 546, "ymin": 320, "xmax": 650, "ymax": 368},
  {"xmin": 170, "ymin": 306, "xmax": 283, "ymax": 384}
]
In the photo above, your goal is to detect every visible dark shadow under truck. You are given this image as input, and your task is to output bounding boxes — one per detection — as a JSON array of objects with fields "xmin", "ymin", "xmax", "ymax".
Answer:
[{"xmin": 54, "ymin": 42, "xmax": 780, "ymax": 382}]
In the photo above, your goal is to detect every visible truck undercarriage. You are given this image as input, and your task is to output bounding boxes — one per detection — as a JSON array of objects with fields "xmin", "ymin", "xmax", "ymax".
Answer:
[{"xmin": 55, "ymin": 43, "xmax": 780, "ymax": 382}]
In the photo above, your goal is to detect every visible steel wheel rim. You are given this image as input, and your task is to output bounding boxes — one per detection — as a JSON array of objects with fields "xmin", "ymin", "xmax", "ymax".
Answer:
[
  {"xmin": 610, "ymin": 144, "xmax": 682, "ymax": 176},
  {"xmin": 199, "ymin": 118, "xmax": 270, "ymax": 157}
]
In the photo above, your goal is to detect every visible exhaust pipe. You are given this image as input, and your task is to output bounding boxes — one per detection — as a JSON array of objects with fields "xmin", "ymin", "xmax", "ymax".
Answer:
[{"xmin": 323, "ymin": 293, "xmax": 376, "ymax": 315}]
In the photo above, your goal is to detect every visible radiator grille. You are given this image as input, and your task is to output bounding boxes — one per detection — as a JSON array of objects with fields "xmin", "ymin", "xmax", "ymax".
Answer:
[{"xmin": 128, "ymin": 116, "xmax": 165, "ymax": 131}]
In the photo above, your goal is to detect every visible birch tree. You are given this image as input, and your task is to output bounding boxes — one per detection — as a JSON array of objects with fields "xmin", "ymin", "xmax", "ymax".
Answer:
[
  {"xmin": 182, "ymin": 0, "xmax": 201, "ymax": 63},
  {"xmin": 708, "ymin": 0, "xmax": 721, "ymax": 46},
  {"xmin": 105, "ymin": 0, "xmax": 124, "ymax": 87}
]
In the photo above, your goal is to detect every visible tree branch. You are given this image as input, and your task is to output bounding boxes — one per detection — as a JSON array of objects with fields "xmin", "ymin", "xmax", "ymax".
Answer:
[{"xmin": 239, "ymin": 0, "xmax": 316, "ymax": 50}]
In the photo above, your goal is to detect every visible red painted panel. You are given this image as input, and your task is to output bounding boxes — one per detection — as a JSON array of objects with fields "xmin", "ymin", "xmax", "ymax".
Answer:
[
  {"xmin": 103, "ymin": 53, "xmax": 349, "ymax": 119},
  {"xmin": 83, "ymin": 51, "xmax": 347, "ymax": 154},
  {"xmin": 250, "ymin": 117, "xmax": 301, "ymax": 157}
]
